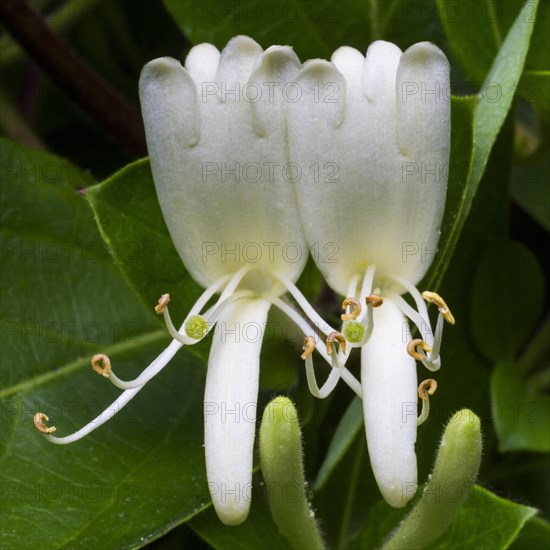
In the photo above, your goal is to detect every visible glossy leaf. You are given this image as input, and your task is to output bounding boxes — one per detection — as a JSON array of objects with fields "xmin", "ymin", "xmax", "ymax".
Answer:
[
  {"xmin": 509, "ymin": 516, "xmax": 550, "ymax": 550},
  {"xmin": 0, "ymin": 139, "xmax": 210, "ymax": 548},
  {"xmin": 163, "ymin": 0, "xmax": 444, "ymax": 60},
  {"xmin": 358, "ymin": 486, "xmax": 537, "ymax": 549},
  {"xmin": 437, "ymin": 0, "xmax": 544, "ymax": 83},
  {"xmin": 427, "ymin": 1, "xmax": 538, "ymax": 288},
  {"xmin": 87, "ymin": 159, "xmax": 202, "ymax": 329}
]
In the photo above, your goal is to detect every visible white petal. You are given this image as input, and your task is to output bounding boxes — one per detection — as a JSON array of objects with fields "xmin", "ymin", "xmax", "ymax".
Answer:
[
  {"xmin": 288, "ymin": 41, "xmax": 451, "ymax": 293},
  {"xmin": 393, "ymin": 42, "xmax": 451, "ymax": 285},
  {"xmin": 140, "ymin": 57, "xmax": 200, "ymax": 148},
  {"xmin": 185, "ymin": 42, "xmax": 221, "ymax": 86},
  {"xmin": 204, "ymin": 297, "xmax": 271, "ymax": 525},
  {"xmin": 215, "ymin": 35, "xmax": 263, "ymax": 90},
  {"xmin": 361, "ymin": 298, "xmax": 418, "ymax": 507},
  {"xmin": 249, "ymin": 45, "xmax": 301, "ymax": 137},
  {"xmin": 286, "ymin": 59, "xmax": 349, "ymax": 294},
  {"xmin": 140, "ymin": 39, "xmax": 308, "ymax": 290}
]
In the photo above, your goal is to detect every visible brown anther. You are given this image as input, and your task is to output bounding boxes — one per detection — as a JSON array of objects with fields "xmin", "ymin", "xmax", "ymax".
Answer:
[
  {"xmin": 155, "ymin": 293, "xmax": 171, "ymax": 314},
  {"xmin": 33, "ymin": 412, "xmax": 56, "ymax": 434},
  {"xmin": 301, "ymin": 336, "xmax": 316, "ymax": 360},
  {"xmin": 341, "ymin": 297, "xmax": 362, "ymax": 321},
  {"xmin": 406, "ymin": 339, "xmax": 432, "ymax": 360},
  {"xmin": 365, "ymin": 294, "xmax": 384, "ymax": 308},
  {"xmin": 418, "ymin": 379, "xmax": 437, "ymax": 401},
  {"xmin": 326, "ymin": 331, "xmax": 346, "ymax": 355},
  {"xmin": 91, "ymin": 354, "xmax": 111, "ymax": 378},
  {"xmin": 422, "ymin": 291, "xmax": 455, "ymax": 325}
]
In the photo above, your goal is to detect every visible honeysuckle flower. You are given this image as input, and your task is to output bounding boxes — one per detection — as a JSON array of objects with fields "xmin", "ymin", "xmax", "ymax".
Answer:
[
  {"xmin": 33, "ymin": 36, "xmax": 361, "ymax": 526},
  {"xmin": 286, "ymin": 41, "xmax": 452, "ymax": 507}
]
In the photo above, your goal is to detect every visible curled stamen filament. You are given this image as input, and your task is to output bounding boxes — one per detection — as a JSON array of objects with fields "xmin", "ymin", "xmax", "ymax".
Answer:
[
  {"xmin": 365, "ymin": 294, "xmax": 383, "ymax": 308},
  {"xmin": 385, "ymin": 290, "xmax": 441, "ymax": 372},
  {"xmin": 422, "ymin": 291, "xmax": 455, "ymax": 325},
  {"xmin": 326, "ymin": 331, "xmax": 346, "ymax": 355},
  {"xmin": 301, "ymin": 336, "xmax": 315, "ymax": 360},
  {"xmin": 91, "ymin": 354, "xmax": 111, "ymax": 377},
  {"xmin": 159, "ymin": 268, "xmax": 252, "ymax": 346},
  {"xmin": 417, "ymin": 378, "xmax": 437, "ymax": 426},
  {"xmin": 35, "ymin": 339, "xmax": 183, "ymax": 444},
  {"xmin": 341, "ymin": 297, "xmax": 362, "ymax": 321},
  {"xmin": 102, "ymin": 289, "xmax": 255, "ymax": 391},
  {"xmin": 266, "ymin": 295, "xmax": 362, "ymax": 397},
  {"xmin": 34, "ymin": 412, "xmax": 56, "ymax": 434},
  {"xmin": 155, "ymin": 293, "xmax": 170, "ymax": 314},
  {"xmin": 302, "ymin": 335, "xmax": 347, "ymax": 399},
  {"xmin": 407, "ymin": 339, "xmax": 432, "ymax": 361}
]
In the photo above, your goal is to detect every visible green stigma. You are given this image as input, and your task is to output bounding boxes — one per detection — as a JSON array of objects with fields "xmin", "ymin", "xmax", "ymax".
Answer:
[
  {"xmin": 343, "ymin": 321, "xmax": 365, "ymax": 344},
  {"xmin": 184, "ymin": 315, "xmax": 208, "ymax": 340}
]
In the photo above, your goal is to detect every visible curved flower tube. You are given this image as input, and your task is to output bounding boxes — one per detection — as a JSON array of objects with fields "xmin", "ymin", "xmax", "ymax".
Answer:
[
  {"xmin": 33, "ymin": 36, "xmax": 361, "ymax": 526},
  {"xmin": 287, "ymin": 41, "xmax": 452, "ymax": 507}
]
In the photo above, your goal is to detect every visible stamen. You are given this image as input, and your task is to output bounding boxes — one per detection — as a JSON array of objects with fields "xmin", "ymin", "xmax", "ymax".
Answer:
[
  {"xmin": 154, "ymin": 294, "xmax": 190, "ymax": 345},
  {"xmin": 422, "ymin": 291, "xmax": 455, "ymax": 325},
  {"xmin": 301, "ymin": 336, "xmax": 315, "ymax": 360},
  {"xmin": 386, "ymin": 291, "xmax": 440, "ymax": 371},
  {"xmin": 406, "ymin": 339, "xmax": 432, "ymax": 361},
  {"xmin": 417, "ymin": 378, "xmax": 437, "ymax": 426},
  {"xmin": 366, "ymin": 294, "xmax": 383, "ymax": 308},
  {"xmin": 419, "ymin": 378, "xmax": 437, "ymax": 399},
  {"xmin": 34, "ymin": 412, "xmax": 56, "ymax": 434},
  {"xmin": 341, "ymin": 297, "xmax": 362, "ymax": 321},
  {"xmin": 391, "ymin": 274, "xmax": 430, "ymax": 323},
  {"xmin": 272, "ymin": 271, "xmax": 335, "ymax": 337},
  {"xmin": 302, "ymin": 337, "xmax": 347, "ymax": 399},
  {"xmin": 184, "ymin": 315, "xmax": 208, "ymax": 340},
  {"xmin": 155, "ymin": 293, "xmax": 170, "ymax": 314},
  {"xmin": 266, "ymin": 295, "xmax": 362, "ymax": 398},
  {"xmin": 91, "ymin": 354, "xmax": 111, "ymax": 378},
  {"xmin": 326, "ymin": 331, "xmax": 346, "ymax": 355},
  {"xmin": 428, "ymin": 313, "xmax": 445, "ymax": 363},
  {"xmin": 342, "ymin": 321, "xmax": 366, "ymax": 344}
]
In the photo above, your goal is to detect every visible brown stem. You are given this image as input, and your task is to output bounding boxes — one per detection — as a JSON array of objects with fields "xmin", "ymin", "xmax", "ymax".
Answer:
[{"xmin": 0, "ymin": 0, "xmax": 147, "ymax": 157}]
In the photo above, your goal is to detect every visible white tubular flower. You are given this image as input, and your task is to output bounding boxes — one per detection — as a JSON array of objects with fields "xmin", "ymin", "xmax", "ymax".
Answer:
[
  {"xmin": 33, "ymin": 36, "xmax": 361, "ymax": 526},
  {"xmin": 287, "ymin": 41, "xmax": 452, "ymax": 507}
]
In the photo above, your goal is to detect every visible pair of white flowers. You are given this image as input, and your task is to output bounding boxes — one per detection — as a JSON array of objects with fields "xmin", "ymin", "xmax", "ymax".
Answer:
[{"xmin": 35, "ymin": 36, "xmax": 452, "ymax": 525}]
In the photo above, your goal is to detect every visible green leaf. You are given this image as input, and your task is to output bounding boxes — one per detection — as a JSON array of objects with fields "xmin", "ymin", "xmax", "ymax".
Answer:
[
  {"xmin": 491, "ymin": 362, "xmax": 550, "ymax": 453},
  {"xmin": 470, "ymin": 240, "xmax": 545, "ymax": 362},
  {"xmin": 314, "ymin": 396, "xmax": 362, "ymax": 491},
  {"xmin": 0, "ymin": 139, "xmax": 210, "ymax": 548},
  {"xmin": 358, "ymin": 486, "xmax": 537, "ymax": 549},
  {"xmin": 426, "ymin": 486, "xmax": 537, "ymax": 549},
  {"xmin": 437, "ymin": 0, "xmax": 543, "ymax": 84},
  {"xmin": 163, "ymin": 0, "xmax": 444, "ymax": 60},
  {"xmin": 425, "ymin": 95, "xmax": 475, "ymax": 288},
  {"xmin": 510, "ymin": 516, "xmax": 550, "ymax": 549},
  {"xmin": 428, "ymin": 1, "xmax": 538, "ymax": 288},
  {"xmin": 87, "ymin": 158, "xmax": 203, "ymax": 329}
]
